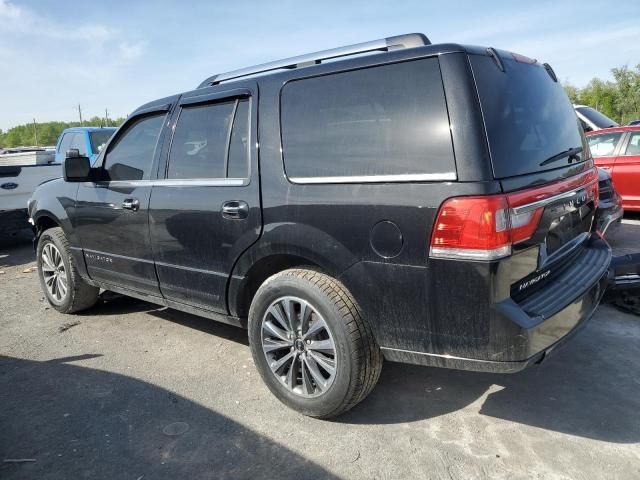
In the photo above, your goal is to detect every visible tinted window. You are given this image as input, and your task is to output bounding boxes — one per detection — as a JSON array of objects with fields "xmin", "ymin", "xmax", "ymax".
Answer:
[
  {"xmin": 227, "ymin": 99, "xmax": 250, "ymax": 178},
  {"xmin": 575, "ymin": 106, "xmax": 619, "ymax": 129},
  {"xmin": 471, "ymin": 54, "xmax": 588, "ymax": 178},
  {"xmin": 625, "ymin": 132, "xmax": 640, "ymax": 155},
  {"xmin": 69, "ymin": 132, "xmax": 88, "ymax": 156},
  {"xmin": 104, "ymin": 114, "xmax": 165, "ymax": 181},
  {"xmin": 58, "ymin": 133, "xmax": 74, "ymax": 156},
  {"xmin": 89, "ymin": 130, "xmax": 115, "ymax": 154},
  {"xmin": 168, "ymin": 101, "xmax": 235, "ymax": 179},
  {"xmin": 588, "ymin": 132, "xmax": 623, "ymax": 157},
  {"xmin": 281, "ymin": 58, "xmax": 454, "ymax": 180}
]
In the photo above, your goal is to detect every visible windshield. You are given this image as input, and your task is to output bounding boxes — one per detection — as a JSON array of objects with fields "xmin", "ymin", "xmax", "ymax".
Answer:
[
  {"xmin": 470, "ymin": 53, "xmax": 588, "ymax": 178},
  {"xmin": 575, "ymin": 106, "xmax": 619, "ymax": 129},
  {"xmin": 89, "ymin": 130, "xmax": 116, "ymax": 154}
]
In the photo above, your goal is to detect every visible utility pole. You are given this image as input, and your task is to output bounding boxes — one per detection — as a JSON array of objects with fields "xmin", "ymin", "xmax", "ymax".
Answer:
[
  {"xmin": 105, "ymin": 108, "xmax": 109, "ymax": 126},
  {"xmin": 32, "ymin": 118, "xmax": 39, "ymax": 147},
  {"xmin": 78, "ymin": 104, "xmax": 83, "ymax": 125}
]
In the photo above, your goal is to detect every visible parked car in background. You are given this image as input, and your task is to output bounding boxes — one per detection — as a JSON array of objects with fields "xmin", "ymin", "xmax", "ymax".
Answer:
[
  {"xmin": 575, "ymin": 105, "xmax": 619, "ymax": 132},
  {"xmin": 595, "ymin": 167, "xmax": 623, "ymax": 235},
  {"xmin": 587, "ymin": 125, "xmax": 640, "ymax": 211},
  {"xmin": 54, "ymin": 127, "xmax": 116, "ymax": 164},
  {"xmin": 628, "ymin": 120, "xmax": 640, "ymax": 126},
  {"xmin": 0, "ymin": 147, "xmax": 60, "ymax": 243}
]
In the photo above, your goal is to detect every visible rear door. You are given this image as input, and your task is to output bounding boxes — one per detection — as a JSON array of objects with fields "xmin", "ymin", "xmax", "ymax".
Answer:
[
  {"xmin": 469, "ymin": 51, "xmax": 601, "ymax": 297},
  {"xmin": 149, "ymin": 85, "xmax": 261, "ymax": 313},
  {"xmin": 614, "ymin": 131, "xmax": 640, "ymax": 210},
  {"xmin": 74, "ymin": 104, "xmax": 172, "ymax": 296}
]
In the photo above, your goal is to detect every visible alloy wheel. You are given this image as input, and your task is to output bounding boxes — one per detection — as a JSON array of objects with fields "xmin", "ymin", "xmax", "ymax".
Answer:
[
  {"xmin": 261, "ymin": 296, "xmax": 337, "ymax": 397},
  {"xmin": 41, "ymin": 243, "xmax": 68, "ymax": 302}
]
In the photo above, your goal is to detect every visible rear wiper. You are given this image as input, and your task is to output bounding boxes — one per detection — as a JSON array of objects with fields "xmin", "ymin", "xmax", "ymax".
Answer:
[{"xmin": 539, "ymin": 147, "xmax": 583, "ymax": 167}]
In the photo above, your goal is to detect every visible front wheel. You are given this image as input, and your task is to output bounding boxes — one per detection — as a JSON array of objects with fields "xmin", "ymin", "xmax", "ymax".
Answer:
[
  {"xmin": 248, "ymin": 269, "xmax": 383, "ymax": 418},
  {"xmin": 37, "ymin": 227, "xmax": 99, "ymax": 313}
]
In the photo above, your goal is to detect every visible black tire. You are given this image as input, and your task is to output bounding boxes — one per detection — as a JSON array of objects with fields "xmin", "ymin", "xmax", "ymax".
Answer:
[
  {"xmin": 248, "ymin": 268, "xmax": 383, "ymax": 418},
  {"xmin": 36, "ymin": 227, "xmax": 99, "ymax": 313}
]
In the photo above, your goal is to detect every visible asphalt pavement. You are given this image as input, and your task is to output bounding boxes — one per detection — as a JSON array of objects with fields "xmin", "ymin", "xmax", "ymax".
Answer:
[{"xmin": 1, "ymin": 219, "xmax": 639, "ymax": 479}]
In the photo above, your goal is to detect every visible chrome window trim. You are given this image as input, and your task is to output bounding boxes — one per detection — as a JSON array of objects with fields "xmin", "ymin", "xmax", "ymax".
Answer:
[
  {"xmin": 88, "ymin": 178, "xmax": 247, "ymax": 188},
  {"xmin": 288, "ymin": 172, "xmax": 457, "ymax": 184}
]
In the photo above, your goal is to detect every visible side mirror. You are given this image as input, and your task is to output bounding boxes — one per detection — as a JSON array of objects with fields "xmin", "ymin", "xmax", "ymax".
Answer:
[{"xmin": 64, "ymin": 152, "xmax": 92, "ymax": 182}]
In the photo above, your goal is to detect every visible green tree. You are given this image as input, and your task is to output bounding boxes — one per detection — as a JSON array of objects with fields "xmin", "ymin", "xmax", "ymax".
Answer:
[
  {"xmin": 563, "ymin": 64, "xmax": 640, "ymax": 124},
  {"xmin": 0, "ymin": 118, "xmax": 125, "ymax": 148}
]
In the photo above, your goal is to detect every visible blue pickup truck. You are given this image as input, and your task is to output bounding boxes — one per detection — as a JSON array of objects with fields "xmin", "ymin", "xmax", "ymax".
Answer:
[{"xmin": 54, "ymin": 127, "xmax": 116, "ymax": 164}]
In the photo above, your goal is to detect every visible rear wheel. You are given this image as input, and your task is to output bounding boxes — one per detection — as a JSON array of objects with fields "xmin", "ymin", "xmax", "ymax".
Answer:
[
  {"xmin": 37, "ymin": 227, "xmax": 99, "ymax": 313},
  {"xmin": 248, "ymin": 269, "xmax": 383, "ymax": 418}
]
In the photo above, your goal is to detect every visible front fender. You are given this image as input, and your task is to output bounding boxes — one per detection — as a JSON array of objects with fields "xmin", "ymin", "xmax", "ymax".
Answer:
[{"xmin": 29, "ymin": 179, "xmax": 80, "ymax": 246}]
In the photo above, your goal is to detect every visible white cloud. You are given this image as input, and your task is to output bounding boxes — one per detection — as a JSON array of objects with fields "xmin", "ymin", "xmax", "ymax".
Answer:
[
  {"xmin": 0, "ymin": 0, "xmax": 19, "ymax": 18},
  {"xmin": 118, "ymin": 41, "xmax": 145, "ymax": 63},
  {"xmin": 0, "ymin": 1, "xmax": 147, "ymax": 130}
]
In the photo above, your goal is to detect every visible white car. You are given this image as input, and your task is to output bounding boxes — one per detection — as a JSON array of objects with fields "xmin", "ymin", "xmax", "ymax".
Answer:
[
  {"xmin": 574, "ymin": 104, "xmax": 619, "ymax": 132},
  {"xmin": 0, "ymin": 148, "xmax": 62, "ymax": 242}
]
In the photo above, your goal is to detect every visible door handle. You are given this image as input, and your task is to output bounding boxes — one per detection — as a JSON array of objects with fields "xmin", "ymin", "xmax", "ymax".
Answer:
[
  {"xmin": 122, "ymin": 198, "xmax": 140, "ymax": 211},
  {"xmin": 222, "ymin": 200, "xmax": 249, "ymax": 219}
]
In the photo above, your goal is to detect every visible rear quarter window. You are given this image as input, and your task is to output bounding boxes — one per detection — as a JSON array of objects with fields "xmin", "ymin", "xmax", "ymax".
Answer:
[{"xmin": 280, "ymin": 58, "xmax": 455, "ymax": 181}]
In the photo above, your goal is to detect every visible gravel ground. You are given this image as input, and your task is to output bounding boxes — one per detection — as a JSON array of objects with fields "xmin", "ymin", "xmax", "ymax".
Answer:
[{"xmin": 1, "ymin": 220, "xmax": 639, "ymax": 480}]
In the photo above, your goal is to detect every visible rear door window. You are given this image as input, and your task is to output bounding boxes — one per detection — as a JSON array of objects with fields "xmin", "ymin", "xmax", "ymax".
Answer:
[
  {"xmin": 588, "ymin": 132, "xmax": 624, "ymax": 157},
  {"xmin": 167, "ymin": 98, "xmax": 250, "ymax": 180},
  {"xmin": 624, "ymin": 132, "xmax": 640, "ymax": 155},
  {"xmin": 470, "ymin": 54, "xmax": 588, "ymax": 178},
  {"xmin": 280, "ymin": 58, "xmax": 455, "ymax": 181}
]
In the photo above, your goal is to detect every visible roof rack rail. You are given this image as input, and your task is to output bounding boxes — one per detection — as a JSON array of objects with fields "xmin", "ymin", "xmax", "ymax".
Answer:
[{"xmin": 197, "ymin": 33, "xmax": 430, "ymax": 88}]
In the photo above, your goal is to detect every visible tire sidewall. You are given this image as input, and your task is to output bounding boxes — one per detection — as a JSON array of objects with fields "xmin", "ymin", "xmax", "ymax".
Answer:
[
  {"xmin": 37, "ymin": 230, "xmax": 73, "ymax": 311},
  {"xmin": 248, "ymin": 274, "xmax": 356, "ymax": 417}
]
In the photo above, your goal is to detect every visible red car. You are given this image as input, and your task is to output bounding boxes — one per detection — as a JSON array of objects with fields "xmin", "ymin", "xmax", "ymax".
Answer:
[{"xmin": 587, "ymin": 125, "xmax": 640, "ymax": 211}]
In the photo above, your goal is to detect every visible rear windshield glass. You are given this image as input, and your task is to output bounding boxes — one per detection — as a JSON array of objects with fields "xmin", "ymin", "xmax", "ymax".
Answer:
[
  {"xmin": 89, "ymin": 130, "xmax": 115, "ymax": 154},
  {"xmin": 470, "ymin": 54, "xmax": 588, "ymax": 178},
  {"xmin": 575, "ymin": 106, "xmax": 619, "ymax": 129}
]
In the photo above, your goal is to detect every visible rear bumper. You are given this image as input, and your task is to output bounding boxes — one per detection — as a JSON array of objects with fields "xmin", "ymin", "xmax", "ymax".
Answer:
[
  {"xmin": 382, "ymin": 267, "xmax": 607, "ymax": 373},
  {"xmin": 382, "ymin": 236, "xmax": 613, "ymax": 373}
]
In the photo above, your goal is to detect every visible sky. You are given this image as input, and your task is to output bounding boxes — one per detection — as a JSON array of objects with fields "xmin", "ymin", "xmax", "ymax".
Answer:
[{"xmin": 0, "ymin": 0, "xmax": 638, "ymax": 131}]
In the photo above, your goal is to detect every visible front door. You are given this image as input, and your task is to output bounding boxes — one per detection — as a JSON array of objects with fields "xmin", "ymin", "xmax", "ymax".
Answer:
[
  {"xmin": 75, "ymin": 107, "xmax": 171, "ymax": 296},
  {"xmin": 149, "ymin": 87, "xmax": 261, "ymax": 313}
]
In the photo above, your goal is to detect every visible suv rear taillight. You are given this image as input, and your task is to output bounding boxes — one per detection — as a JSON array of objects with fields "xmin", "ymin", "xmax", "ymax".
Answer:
[{"xmin": 429, "ymin": 168, "xmax": 599, "ymax": 261}]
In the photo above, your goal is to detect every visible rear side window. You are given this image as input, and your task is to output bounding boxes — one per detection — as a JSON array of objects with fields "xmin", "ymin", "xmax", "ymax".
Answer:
[
  {"xmin": 471, "ymin": 54, "xmax": 588, "ymax": 178},
  {"xmin": 168, "ymin": 101, "xmax": 235, "ymax": 179},
  {"xmin": 588, "ymin": 132, "xmax": 623, "ymax": 157},
  {"xmin": 625, "ymin": 133, "xmax": 640, "ymax": 155},
  {"xmin": 227, "ymin": 99, "xmax": 250, "ymax": 178},
  {"xmin": 104, "ymin": 113, "xmax": 165, "ymax": 181},
  {"xmin": 281, "ymin": 58, "xmax": 455, "ymax": 181},
  {"xmin": 167, "ymin": 98, "xmax": 250, "ymax": 179}
]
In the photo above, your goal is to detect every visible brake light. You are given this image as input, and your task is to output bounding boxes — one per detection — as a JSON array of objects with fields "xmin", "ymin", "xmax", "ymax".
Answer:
[{"xmin": 429, "ymin": 168, "xmax": 599, "ymax": 261}]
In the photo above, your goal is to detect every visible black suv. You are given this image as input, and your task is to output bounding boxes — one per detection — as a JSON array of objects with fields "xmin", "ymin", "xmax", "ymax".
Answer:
[{"xmin": 29, "ymin": 34, "xmax": 611, "ymax": 418}]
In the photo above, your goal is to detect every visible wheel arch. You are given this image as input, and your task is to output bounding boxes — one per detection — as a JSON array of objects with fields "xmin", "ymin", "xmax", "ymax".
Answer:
[
  {"xmin": 228, "ymin": 252, "xmax": 323, "ymax": 318},
  {"xmin": 227, "ymin": 222, "xmax": 359, "ymax": 318}
]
